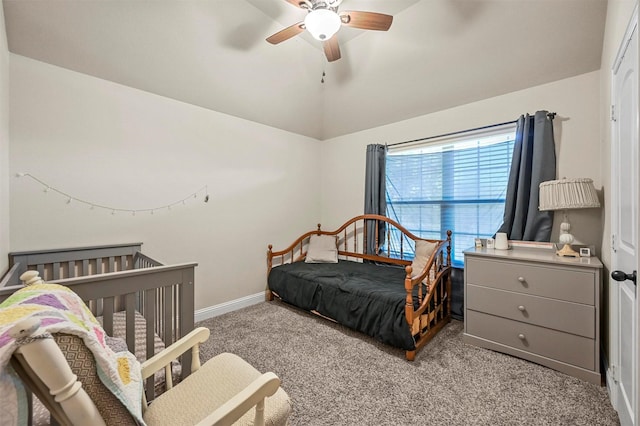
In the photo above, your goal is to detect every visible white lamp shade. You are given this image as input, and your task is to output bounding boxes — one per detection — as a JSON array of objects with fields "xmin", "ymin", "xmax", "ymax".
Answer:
[
  {"xmin": 539, "ymin": 178, "xmax": 601, "ymax": 211},
  {"xmin": 304, "ymin": 9, "xmax": 342, "ymax": 41}
]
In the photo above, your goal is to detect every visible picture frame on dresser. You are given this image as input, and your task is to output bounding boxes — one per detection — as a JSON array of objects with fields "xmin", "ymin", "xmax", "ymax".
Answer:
[{"xmin": 462, "ymin": 244, "xmax": 603, "ymax": 384}]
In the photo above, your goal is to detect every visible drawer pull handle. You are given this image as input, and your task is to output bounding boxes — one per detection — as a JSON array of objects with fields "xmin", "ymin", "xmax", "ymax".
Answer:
[
  {"xmin": 517, "ymin": 276, "xmax": 525, "ymax": 283},
  {"xmin": 518, "ymin": 333, "xmax": 526, "ymax": 340},
  {"xmin": 518, "ymin": 305, "xmax": 526, "ymax": 312}
]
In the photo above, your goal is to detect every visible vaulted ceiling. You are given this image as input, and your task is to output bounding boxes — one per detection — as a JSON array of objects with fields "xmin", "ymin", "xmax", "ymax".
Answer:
[{"xmin": 3, "ymin": 0, "xmax": 608, "ymax": 140}]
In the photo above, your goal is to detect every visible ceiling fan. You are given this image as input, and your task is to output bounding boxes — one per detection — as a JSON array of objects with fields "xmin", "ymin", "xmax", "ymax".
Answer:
[{"xmin": 266, "ymin": 0, "xmax": 393, "ymax": 62}]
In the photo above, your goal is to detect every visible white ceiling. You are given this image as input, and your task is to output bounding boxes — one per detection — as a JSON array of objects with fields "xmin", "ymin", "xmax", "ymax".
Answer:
[{"xmin": 3, "ymin": 0, "xmax": 607, "ymax": 140}]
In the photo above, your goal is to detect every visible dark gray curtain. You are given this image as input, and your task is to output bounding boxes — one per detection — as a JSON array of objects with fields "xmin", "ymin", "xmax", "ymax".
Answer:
[
  {"xmin": 364, "ymin": 144, "xmax": 387, "ymax": 255},
  {"xmin": 497, "ymin": 111, "xmax": 556, "ymax": 241}
]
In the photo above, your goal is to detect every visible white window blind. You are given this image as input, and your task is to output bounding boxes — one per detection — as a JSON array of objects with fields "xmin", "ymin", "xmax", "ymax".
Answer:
[{"xmin": 386, "ymin": 126, "xmax": 516, "ymax": 267}]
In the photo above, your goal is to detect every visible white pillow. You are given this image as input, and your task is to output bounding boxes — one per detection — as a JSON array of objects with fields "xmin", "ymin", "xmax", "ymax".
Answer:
[
  {"xmin": 411, "ymin": 240, "xmax": 438, "ymax": 277},
  {"xmin": 305, "ymin": 234, "xmax": 339, "ymax": 263}
]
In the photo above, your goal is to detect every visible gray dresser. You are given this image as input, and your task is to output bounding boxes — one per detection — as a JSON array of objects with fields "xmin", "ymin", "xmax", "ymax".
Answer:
[{"xmin": 463, "ymin": 245, "xmax": 603, "ymax": 384}]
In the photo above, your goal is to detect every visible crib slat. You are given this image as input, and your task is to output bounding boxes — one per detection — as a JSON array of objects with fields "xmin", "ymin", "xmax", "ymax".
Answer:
[
  {"xmin": 36, "ymin": 264, "xmax": 45, "ymax": 280},
  {"xmin": 164, "ymin": 364, "xmax": 173, "ymax": 390},
  {"xmin": 103, "ymin": 297, "xmax": 114, "ymax": 336},
  {"xmin": 163, "ymin": 286, "xmax": 173, "ymax": 345},
  {"xmin": 173, "ymin": 285, "xmax": 179, "ymax": 344},
  {"xmin": 157, "ymin": 289, "xmax": 163, "ymax": 341},
  {"xmin": 96, "ymin": 299, "xmax": 103, "ymax": 317},
  {"xmin": 81, "ymin": 259, "xmax": 89, "ymax": 277},
  {"xmin": 52, "ymin": 262, "xmax": 60, "ymax": 280},
  {"xmin": 67, "ymin": 261, "xmax": 75, "ymax": 278},
  {"xmin": 120, "ymin": 255, "xmax": 127, "ymax": 271},
  {"xmin": 108, "ymin": 256, "xmax": 115, "ymax": 273},
  {"xmin": 144, "ymin": 288, "xmax": 156, "ymax": 399},
  {"xmin": 125, "ymin": 293, "xmax": 136, "ymax": 355},
  {"xmin": 88, "ymin": 300, "xmax": 97, "ymax": 316}
]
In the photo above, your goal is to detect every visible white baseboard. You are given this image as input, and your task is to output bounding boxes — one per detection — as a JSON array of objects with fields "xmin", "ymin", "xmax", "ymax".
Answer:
[
  {"xmin": 602, "ymin": 351, "xmax": 619, "ymax": 412},
  {"xmin": 194, "ymin": 291, "xmax": 266, "ymax": 323}
]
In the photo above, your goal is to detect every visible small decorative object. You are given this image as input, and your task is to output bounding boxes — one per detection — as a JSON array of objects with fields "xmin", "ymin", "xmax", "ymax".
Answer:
[
  {"xmin": 539, "ymin": 178, "xmax": 601, "ymax": 257},
  {"xmin": 474, "ymin": 238, "xmax": 483, "ymax": 248},
  {"xmin": 486, "ymin": 237, "xmax": 495, "ymax": 249},
  {"xmin": 580, "ymin": 247, "xmax": 591, "ymax": 257},
  {"xmin": 494, "ymin": 232, "xmax": 509, "ymax": 250}
]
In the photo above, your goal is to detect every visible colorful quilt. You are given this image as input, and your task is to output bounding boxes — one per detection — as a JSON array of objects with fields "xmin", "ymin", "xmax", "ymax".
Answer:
[{"xmin": 0, "ymin": 283, "xmax": 146, "ymax": 426}]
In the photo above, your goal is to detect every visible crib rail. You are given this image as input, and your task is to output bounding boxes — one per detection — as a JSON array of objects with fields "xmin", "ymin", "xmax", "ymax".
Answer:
[{"xmin": 2, "ymin": 242, "xmax": 143, "ymax": 286}]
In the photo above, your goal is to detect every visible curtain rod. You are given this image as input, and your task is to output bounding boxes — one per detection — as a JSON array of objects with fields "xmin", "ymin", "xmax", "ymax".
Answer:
[{"xmin": 386, "ymin": 112, "xmax": 557, "ymax": 148}]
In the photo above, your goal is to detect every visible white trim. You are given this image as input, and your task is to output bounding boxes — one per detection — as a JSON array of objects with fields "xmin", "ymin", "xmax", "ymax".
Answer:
[
  {"xmin": 194, "ymin": 291, "xmax": 266, "ymax": 323},
  {"xmin": 613, "ymin": 3, "xmax": 638, "ymax": 74},
  {"xmin": 604, "ymin": 350, "xmax": 619, "ymax": 407}
]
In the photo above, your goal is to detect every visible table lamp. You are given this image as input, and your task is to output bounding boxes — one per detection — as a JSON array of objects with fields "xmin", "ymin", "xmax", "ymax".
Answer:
[{"xmin": 539, "ymin": 178, "xmax": 601, "ymax": 257}]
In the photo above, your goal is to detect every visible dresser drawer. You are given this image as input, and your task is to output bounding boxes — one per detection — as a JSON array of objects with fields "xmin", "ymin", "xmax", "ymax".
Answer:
[
  {"xmin": 465, "ymin": 257, "xmax": 594, "ymax": 304},
  {"xmin": 466, "ymin": 310, "xmax": 595, "ymax": 370},
  {"xmin": 466, "ymin": 284, "xmax": 595, "ymax": 338}
]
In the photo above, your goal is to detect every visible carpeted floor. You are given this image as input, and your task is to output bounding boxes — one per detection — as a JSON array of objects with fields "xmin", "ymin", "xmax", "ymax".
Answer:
[{"xmin": 196, "ymin": 301, "xmax": 620, "ymax": 426}]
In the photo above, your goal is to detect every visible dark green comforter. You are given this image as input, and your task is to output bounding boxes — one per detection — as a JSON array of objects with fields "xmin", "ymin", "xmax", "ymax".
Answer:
[{"xmin": 268, "ymin": 260, "xmax": 416, "ymax": 350}]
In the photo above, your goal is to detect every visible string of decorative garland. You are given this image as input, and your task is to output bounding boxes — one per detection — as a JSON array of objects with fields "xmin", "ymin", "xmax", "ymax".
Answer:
[{"xmin": 15, "ymin": 172, "xmax": 209, "ymax": 215}]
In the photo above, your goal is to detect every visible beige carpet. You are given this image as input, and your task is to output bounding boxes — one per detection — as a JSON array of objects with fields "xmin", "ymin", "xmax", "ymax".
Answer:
[{"xmin": 196, "ymin": 301, "xmax": 620, "ymax": 426}]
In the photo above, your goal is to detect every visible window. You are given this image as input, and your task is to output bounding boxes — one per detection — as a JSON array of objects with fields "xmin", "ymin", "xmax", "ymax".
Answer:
[{"xmin": 386, "ymin": 126, "xmax": 516, "ymax": 267}]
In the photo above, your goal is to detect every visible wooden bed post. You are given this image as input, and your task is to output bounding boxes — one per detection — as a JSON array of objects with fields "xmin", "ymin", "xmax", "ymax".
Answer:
[
  {"xmin": 266, "ymin": 245, "xmax": 274, "ymax": 301},
  {"xmin": 404, "ymin": 265, "xmax": 414, "ymax": 326},
  {"xmin": 403, "ymin": 265, "xmax": 417, "ymax": 361}
]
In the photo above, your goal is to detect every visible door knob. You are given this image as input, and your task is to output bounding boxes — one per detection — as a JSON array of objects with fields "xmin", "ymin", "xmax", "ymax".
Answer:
[{"xmin": 611, "ymin": 270, "xmax": 637, "ymax": 286}]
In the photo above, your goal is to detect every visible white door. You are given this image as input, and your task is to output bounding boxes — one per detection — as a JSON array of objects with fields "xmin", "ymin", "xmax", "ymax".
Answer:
[{"xmin": 611, "ymin": 7, "xmax": 639, "ymax": 426}]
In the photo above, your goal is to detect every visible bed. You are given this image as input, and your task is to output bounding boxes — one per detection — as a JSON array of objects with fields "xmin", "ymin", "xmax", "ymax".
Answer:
[
  {"xmin": 0, "ymin": 242, "xmax": 197, "ymax": 401},
  {"xmin": 267, "ymin": 214, "xmax": 452, "ymax": 361}
]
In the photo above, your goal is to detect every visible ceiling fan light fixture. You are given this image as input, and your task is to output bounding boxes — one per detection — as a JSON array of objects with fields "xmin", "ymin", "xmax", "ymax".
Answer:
[{"xmin": 304, "ymin": 9, "xmax": 341, "ymax": 41}]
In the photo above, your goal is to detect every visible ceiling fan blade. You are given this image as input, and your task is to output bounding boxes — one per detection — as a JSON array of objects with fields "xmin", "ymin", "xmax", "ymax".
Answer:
[
  {"xmin": 283, "ymin": 0, "xmax": 309, "ymax": 8},
  {"xmin": 266, "ymin": 22, "xmax": 305, "ymax": 44},
  {"xmin": 340, "ymin": 11, "xmax": 393, "ymax": 31},
  {"xmin": 323, "ymin": 36, "xmax": 341, "ymax": 62}
]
